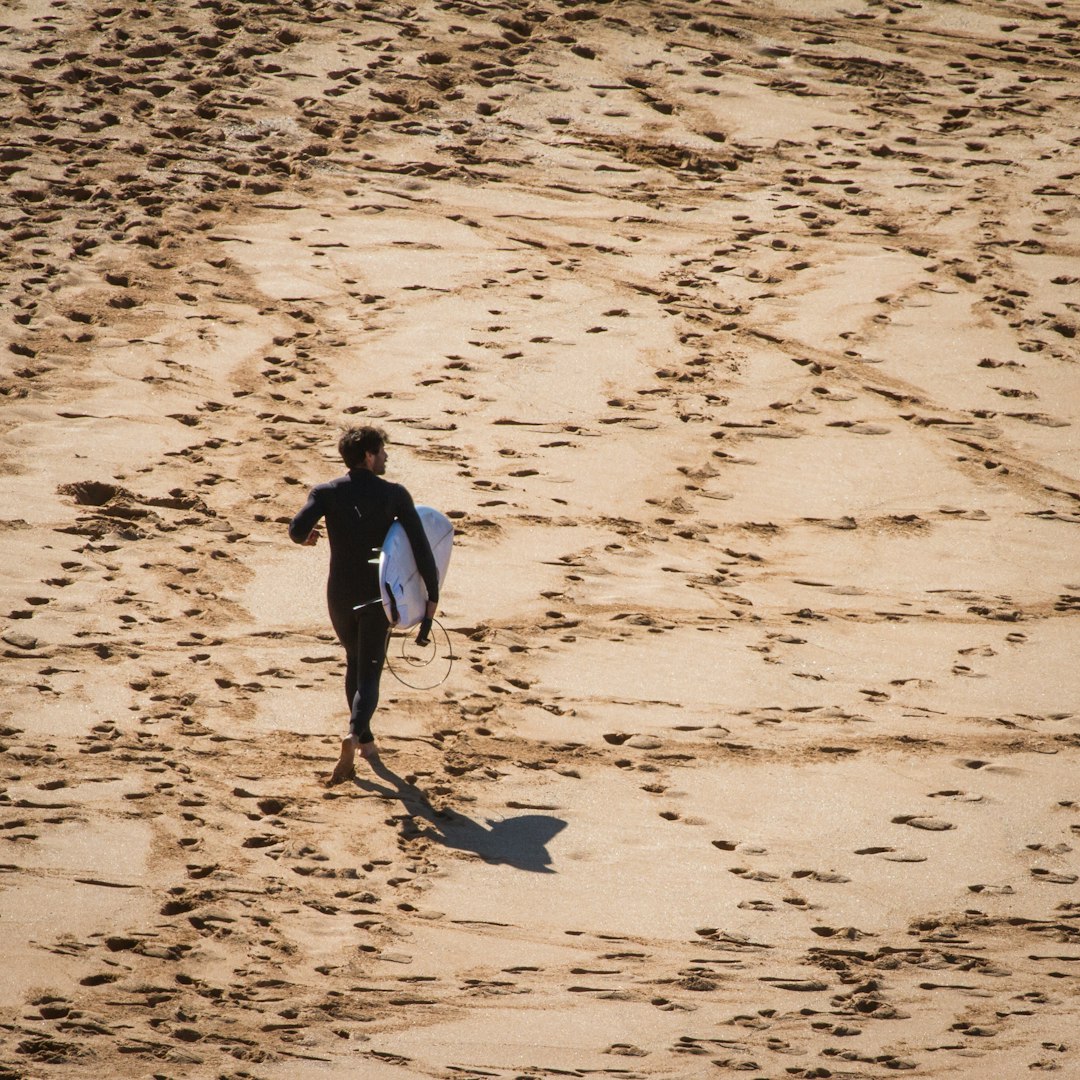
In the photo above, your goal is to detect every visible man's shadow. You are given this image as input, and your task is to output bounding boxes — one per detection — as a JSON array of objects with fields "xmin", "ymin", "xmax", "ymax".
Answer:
[{"xmin": 353, "ymin": 756, "xmax": 566, "ymax": 873}]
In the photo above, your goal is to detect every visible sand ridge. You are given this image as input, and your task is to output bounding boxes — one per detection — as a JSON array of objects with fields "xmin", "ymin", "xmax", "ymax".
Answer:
[{"xmin": 2, "ymin": 0, "xmax": 1079, "ymax": 1077}]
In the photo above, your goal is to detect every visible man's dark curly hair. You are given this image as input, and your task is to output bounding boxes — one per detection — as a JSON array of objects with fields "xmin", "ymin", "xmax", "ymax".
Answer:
[{"xmin": 338, "ymin": 425, "xmax": 387, "ymax": 469}]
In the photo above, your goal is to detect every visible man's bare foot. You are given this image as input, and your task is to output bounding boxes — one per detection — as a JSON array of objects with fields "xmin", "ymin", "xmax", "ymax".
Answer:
[
  {"xmin": 328, "ymin": 735, "xmax": 356, "ymax": 786},
  {"xmin": 358, "ymin": 740, "xmax": 379, "ymax": 764}
]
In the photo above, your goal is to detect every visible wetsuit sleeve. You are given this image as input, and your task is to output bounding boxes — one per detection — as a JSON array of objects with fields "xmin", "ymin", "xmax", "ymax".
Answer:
[
  {"xmin": 288, "ymin": 487, "xmax": 323, "ymax": 544},
  {"xmin": 394, "ymin": 486, "xmax": 440, "ymax": 603}
]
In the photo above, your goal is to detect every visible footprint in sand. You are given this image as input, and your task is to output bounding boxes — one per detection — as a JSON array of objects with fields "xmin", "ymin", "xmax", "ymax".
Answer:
[
  {"xmin": 738, "ymin": 899, "xmax": 775, "ymax": 911},
  {"xmin": 1027, "ymin": 842, "xmax": 1072, "ymax": 855},
  {"xmin": 893, "ymin": 814, "xmax": 955, "ymax": 831},
  {"xmin": 1030, "ymin": 868, "xmax": 1079, "ymax": 885},
  {"xmin": 811, "ymin": 925, "xmax": 872, "ymax": 940},
  {"xmin": 792, "ymin": 869, "xmax": 850, "ymax": 883},
  {"xmin": 855, "ymin": 846, "xmax": 928, "ymax": 863},
  {"xmin": 729, "ymin": 867, "xmax": 780, "ymax": 883}
]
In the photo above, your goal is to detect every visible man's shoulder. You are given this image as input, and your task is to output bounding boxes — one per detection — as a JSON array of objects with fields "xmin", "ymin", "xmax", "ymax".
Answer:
[
  {"xmin": 358, "ymin": 471, "xmax": 408, "ymax": 498},
  {"xmin": 311, "ymin": 473, "xmax": 351, "ymax": 495},
  {"xmin": 387, "ymin": 478, "xmax": 415, "ymax": 505},
  {"xmin": 343, "ymin": 471, "xmax": 411, "ymax": 504}
]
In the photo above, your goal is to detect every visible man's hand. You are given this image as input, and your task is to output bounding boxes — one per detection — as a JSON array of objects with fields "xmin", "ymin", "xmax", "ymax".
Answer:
[
  {"xmin": 416, "ymin": 600, "xmax": 438, "ymax": 647},
  {"xmin": 301, "ymin": 528, "xmax": 321, "ymax": 547}
]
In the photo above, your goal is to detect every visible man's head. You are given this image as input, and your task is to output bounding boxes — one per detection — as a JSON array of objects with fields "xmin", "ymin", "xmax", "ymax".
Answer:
[{"xmin": 339, "ymin": 425, "xmax": 388, "ymax": 474}]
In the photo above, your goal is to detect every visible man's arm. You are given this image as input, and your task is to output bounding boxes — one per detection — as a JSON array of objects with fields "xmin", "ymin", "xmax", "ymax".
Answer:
[
  {"xmin": 395, "ymin": 488, "xmax": 439, "ymax": 605},
  {"xmin": 289, "ymin": 488, "xmax": 323, "ymax": 546}
]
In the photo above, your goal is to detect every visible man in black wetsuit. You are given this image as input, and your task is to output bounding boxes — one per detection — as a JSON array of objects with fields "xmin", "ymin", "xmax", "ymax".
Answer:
[{"xmin": 289, "ymin": 425, "xmax": 439, "ymax": 783}]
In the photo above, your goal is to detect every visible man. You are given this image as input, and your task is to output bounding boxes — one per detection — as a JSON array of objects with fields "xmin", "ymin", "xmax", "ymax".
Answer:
[{"xmin": 289, "ymin": 425, "xmax": 439, "ymax": 783}]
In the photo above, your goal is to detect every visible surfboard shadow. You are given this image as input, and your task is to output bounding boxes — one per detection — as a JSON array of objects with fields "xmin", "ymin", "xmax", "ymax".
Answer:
[{"xmin": 356, "ymin": 757, "xmax": 566, "ymax": 874}]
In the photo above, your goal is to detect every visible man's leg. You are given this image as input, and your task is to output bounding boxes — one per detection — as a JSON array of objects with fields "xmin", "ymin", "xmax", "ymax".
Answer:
[
  {"xmin": 327, "ymin": 601, "xmax": 388, "ymax": 783},
  {"xmin": 351, "ymin": 603, "xmax": 390, "ymax": 757},
  {"xmin": 328, "ymin": 598, "xmax": 363, "ymax": 784}
]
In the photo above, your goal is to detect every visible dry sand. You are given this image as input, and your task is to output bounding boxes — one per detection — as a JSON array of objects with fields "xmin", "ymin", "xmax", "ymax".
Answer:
[{"xmin": 2, "ymin": 0, "xmax": 1079, "ymax": 1077}]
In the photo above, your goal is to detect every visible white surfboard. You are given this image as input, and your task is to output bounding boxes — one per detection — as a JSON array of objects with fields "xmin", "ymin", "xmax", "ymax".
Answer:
[{"xmin": 378, "ymin": 505, "xmax": 453, "ymax": 629}]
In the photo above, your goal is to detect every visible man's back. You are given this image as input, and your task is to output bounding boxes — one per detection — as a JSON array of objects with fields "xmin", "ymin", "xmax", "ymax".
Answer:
[{"xmin": 290, "ymin": 468, "xmax": 437, "ymax": 606}]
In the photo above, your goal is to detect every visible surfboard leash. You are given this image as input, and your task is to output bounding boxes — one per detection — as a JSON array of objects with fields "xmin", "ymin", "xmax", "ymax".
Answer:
[{"xmin": 384, "ymin": 618, "xmax": 454, "ymax": 690}]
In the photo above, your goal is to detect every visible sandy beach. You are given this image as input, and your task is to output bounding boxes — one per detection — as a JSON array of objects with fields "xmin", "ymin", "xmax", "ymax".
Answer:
[{"xmin": 2, "ymin": 0, "xmax": 1079, "ymax": 1076}]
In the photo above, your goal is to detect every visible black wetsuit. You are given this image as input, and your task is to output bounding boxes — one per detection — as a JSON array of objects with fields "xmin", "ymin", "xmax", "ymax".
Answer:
[{"xmin": 289, "ymin": 469, "xmax": 439, "ymax": 743}]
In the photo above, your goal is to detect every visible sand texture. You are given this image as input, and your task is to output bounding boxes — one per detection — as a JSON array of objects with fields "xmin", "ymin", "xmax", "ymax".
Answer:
[{"xmin": 2, "ymin": 0, "xmax": 1079, "ymax": 1076}]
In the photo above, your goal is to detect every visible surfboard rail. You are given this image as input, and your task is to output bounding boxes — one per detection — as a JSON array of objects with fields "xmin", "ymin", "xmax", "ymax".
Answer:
[{"xmin": 378, "ymin": 505, "xmax": 453, "ymax": 629}]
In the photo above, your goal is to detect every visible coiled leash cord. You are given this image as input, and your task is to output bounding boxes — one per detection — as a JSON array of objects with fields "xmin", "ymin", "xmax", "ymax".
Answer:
[{"xmin": 384, "ymin": 617, "xmax": 454, "ymax": 690}]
